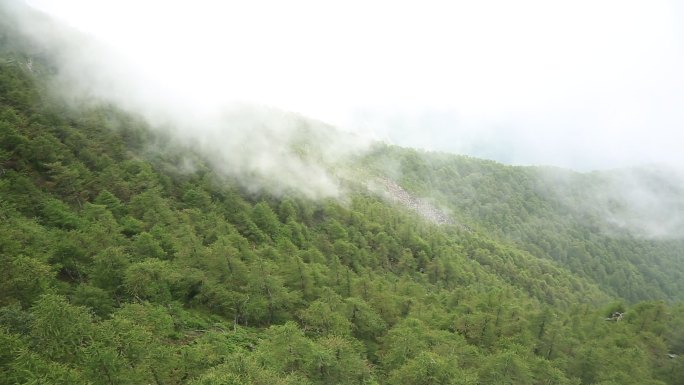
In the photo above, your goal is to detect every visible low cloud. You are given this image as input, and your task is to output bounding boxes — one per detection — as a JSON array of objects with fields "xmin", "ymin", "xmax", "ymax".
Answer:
[
  {"xmin": 537, "ymin": 165, "xmax": 684, "ymax": 239},
  {"xmin": 595, "ymin": 167, "xmax": 684, "ymax": 238},
  {"xmin": 3, "ymin": 1, "xmax": 370, "ymax": 199},
  {"xmin": 11, "ymin": 0, "xmax": 684, "ymax": 174},
  {"xmin": 3, "ymin": 1, "xmax": 684, "ymax": 229}
]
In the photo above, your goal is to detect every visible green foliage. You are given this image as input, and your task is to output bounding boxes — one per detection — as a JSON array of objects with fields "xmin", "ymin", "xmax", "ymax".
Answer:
[
  {"xmin": 0, "ymin": 19, "xmax": 682, "ymax": 384},
  {"xmin": 124, "ymin": 259, "xmax": 175, "ymax": 302},
  {"xmin": 29, "ymin": 294, "xmax": 92, "ymax": 363},
  {"xmin": 0, "ymin": 255, "xmax": 54, "ymax": 307},
  {"xmin": 70, "ymin": 283, "xmax": 115, "ymax": 317},
  {"xmin": 94, "ymin": 189, "xmax": 125, "ymax": 217},
  {"xmin": 40, "ymin": 198, "xmax": 82, "ymax": 229},
  {"xmin": 389, "ymin": 351, "xmax": 477, "ymax": 385},
  {"xmin": 365, "ymin": 146, "xmax": 684, "ymax": 303}
]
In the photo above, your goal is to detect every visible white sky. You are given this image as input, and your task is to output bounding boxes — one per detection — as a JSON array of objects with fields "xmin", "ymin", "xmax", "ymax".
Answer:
[{"xmin": 26, "ymin": 0, "xmax": 684, "ymax": 170}]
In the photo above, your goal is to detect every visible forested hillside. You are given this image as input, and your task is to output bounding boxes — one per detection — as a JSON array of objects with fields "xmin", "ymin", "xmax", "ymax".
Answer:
[
  {"xmin": 2, "ymin": 4, "xmax": 684, "ymax": 385},
  {"xmin": 362, "ymin": 147, "xmax": 684, "ymax": 303}
]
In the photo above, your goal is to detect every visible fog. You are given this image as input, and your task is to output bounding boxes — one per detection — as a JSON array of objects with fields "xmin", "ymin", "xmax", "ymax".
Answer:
[
  {"xmin": 537, "ymin": 165, "xmax": 684, "ymax": 238},
  {"xmin": 23, "ymin": 0, "xmax": 684, "ymax": 172},
  {"xmin": 599, "ymin": 167, "xmax": 684, "ymax": 238},
  {"xmin": 3, "ymin": 0, "xmax": 371, "ymax": 198},
  {"xmin": 3, "ymin": 0, "xmax": 684, "ymax": 235}
]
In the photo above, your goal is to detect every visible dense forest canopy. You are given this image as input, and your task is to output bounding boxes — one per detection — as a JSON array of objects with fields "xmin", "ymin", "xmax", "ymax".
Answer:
[
  {"xmin": 360, "ymin": 147, "xmax": 684, "ymax": 303},
  {"xmin": 1, "ymin": 3, "xmax": 683, "ymax": 384}
]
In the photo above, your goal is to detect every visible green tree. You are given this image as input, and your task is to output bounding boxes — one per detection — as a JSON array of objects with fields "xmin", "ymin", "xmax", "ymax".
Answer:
[
  {"xmin": 0, "ymin": 255, "xmax": 54, "ymax": 307},
  {"xmin": 388, "ymin": 351, "xmax": 477, "ymax": 385},
  {"xmin": 29, "ymin": 294, "xmax": 92, "ymax": 363},
  {"xmin": 123, "ymin": 259, "xmax": 174, "ymax": 302},
  {"xmin": 298, "ymin": 297, "xmax": 351, "ymax": 337},
  {"xmin": 252, "ymin": 201, "xmax": 281, "ymax": 240},
  {"xmin": 478, "ymin": 349, "xmax": 533, "ymax": 385}
]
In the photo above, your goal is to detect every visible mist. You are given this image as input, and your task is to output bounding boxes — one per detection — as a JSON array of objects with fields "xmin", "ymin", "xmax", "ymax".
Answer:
[
  {"xmin": 17, "ymin": 0, "xmax": 684, "ymax": 173},
  {"xmin": 600, "ymin": 167, "xmax": 684, "ymax": 238},
  {"xmin": 3, "ymin": 0, "xmax": 373, "ymax": 199},
  {"xmin": 535, "ymin": 165, "xmax": 684, "ymax": 239},
  {"xmin": 3, "ymin": 0, "xmax": 684, "ymax": 235}
]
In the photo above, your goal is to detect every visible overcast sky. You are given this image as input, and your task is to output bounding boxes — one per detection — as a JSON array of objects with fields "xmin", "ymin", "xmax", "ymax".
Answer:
[{"xmin": 26, "ymin": 0, "xmax": 684, "ymax": 171}]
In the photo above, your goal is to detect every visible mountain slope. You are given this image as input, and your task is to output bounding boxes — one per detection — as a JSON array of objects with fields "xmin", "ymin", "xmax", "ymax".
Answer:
[
  {"xmin": 1, "ymin": 4, "xmax": 684, "ymax": 385},
  {"xmin": 361, "ymin": 146, "xmax": 684, "ymax": 303}
]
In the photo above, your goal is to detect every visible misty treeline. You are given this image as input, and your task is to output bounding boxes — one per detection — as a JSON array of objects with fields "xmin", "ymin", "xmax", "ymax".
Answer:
[
  {"xmin": 364, "ymin": 147, "xmax": 684, "ymax": 303},
  {"xmin": 3, "ymin": 8, "xmax": 684, "ymax": 385}
]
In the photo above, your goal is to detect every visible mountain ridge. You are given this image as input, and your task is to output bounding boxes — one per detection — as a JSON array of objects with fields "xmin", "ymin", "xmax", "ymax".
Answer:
[{"xmin": 1, "ymin": 3, "xmax": 684, "ymax": 384}]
